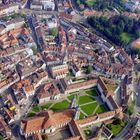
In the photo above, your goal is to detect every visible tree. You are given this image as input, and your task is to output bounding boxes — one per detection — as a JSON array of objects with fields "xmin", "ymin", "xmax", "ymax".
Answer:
[
  {"xmin": 50, "ymin": 28, "xmax": 58, "ymax": 37},
  {"xmin": 77, "ymin": 0, "xmax": 81, "ymax": 5},
  {"xmin": 136, "ymin": 29, "xmax": 140, "ymax": 38},
  {"xmin": 24, "ymin": 22, "xmax": 29, "ymax": 28},
  {"xmin": 104, "ymin": 28, "xmax": 112, "ymax": 38},
  {"xmin": 118, "ymin": 0, "xmax": 126, "ymax": 6},
  {"xmin": 113, "ymin": 118, "xmax": 121, "ymax": 125},
  {"xmin": 0, "ymin": 136, "xmax": 3, "ymax": 140},
  {"xmin": 118, "ymin": 20, "xmax": 125, "ymax": 31},
  {"xmin": 125, "ymin": 18, "xmax": 134, "ymax": 33},
  {"xmin": 85, "ymin": 0, "xmax": 96, "ymax": 7},
  {"xmin": 87, "ymin": 65, "xmax": 93, "ymax": 74},
  {"xmin": 1, "ymin": 16, "xmax": 9, "ymax": 21},
  {"xmin": 31, "ymin": 46, "xmax": 38, "ymax": 55},
  {"xmin": 87, "ymin": 15, "xmax": 140, "ymax": 46},
  {"xmin": 116, "ymin": 26, "xmax": 123, "ymax": 35},
  {"xmin": 99, "ymin": 16, "xmax": 108, "ymax": 27},
  {"xmin": 135, "ymin": 9, "xmax": 140, "ymax": 14}
]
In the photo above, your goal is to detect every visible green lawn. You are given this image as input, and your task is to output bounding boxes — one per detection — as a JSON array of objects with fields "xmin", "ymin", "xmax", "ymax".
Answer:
[
  {"xmin": 85, "ymin": 0, "xmax": 96, "ymax": 7},
  {"xmin": 110, "ymin": 124, "xmax": 122, "ymax": 137},
  {"xmin": 107, "ymin": 124, "xmax": 123, "ymax": 137},
  {"xmin": 50, "ymin": 100, "xmax": 70, "ymax": 111},
  {"xmin": 107, "ymin": 119, "xmax": 126, "ymax": 137},
  {"xmin": 96, "ymin": 105, "xmax": 107, "ymax": 114},
  {"xmin": 84, "ymin": 129, "xmax": 92, "ymax": 139},
  {"xmin": 0, "ymin": 136, "xmax": 3, "ymax": 140},
  {"xmin": 41, "ymin": 103, "xmax": 52, "ymax": 110},
  {"xmin": 81, "ymin": 102, "xmax": 97, "ymax": 115},
  {"xmin": 80, "ymin": 112, "xmax": 87, "ymax": 119},
  {"xmin": 28, "ymin": 101, "xmax": 69, "ymax": 117},
  {"xmin": 27, "ymin": 112, "xmax": 36, "ymax": 117},
  {"xmin": 32, "ymin": 106, "xmax": 40, "ymax": 112},
  {"xmin": 120, "ymin": 33, "xmax": 134, "ymax": 44},
  {"xmin": 79, "ymin": 95, "xmax": 95, "ymax": 105},
  {"xmin": 128, "ymin": 101, "xmax": 135, "ymax": 116},
  {"xmin": 68, "ymin": 95, "xmax": 78, "ymax": 101},
  {"xmin": 85, "ymin": 89, "xmax": 98, "ymax": 96},
  {"xmin": 68, "ymin": 95, "xmax": 74, "ymax": 101},
  {"xmin": 32, "ymin": 103, "xmax": 52, "ymax": 112},
  {"xmin": 28, "ymin": 87, "xmax": 107, "ymax": 119}
]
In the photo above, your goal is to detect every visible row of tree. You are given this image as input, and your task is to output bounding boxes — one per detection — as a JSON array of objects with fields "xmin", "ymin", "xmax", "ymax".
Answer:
[
  {"xmin": 76, "ymin": 0, "xmax": 125, "ymax": 11},
  {"xmin": 87, "ymin": 15, "xmax": 140, "ymax": 46}
]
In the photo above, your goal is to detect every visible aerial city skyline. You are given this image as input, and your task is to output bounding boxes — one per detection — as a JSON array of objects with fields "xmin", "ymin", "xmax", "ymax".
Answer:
[{"xmin": 0, "ymin": 0, "xmax": 140, "ymax": 140}]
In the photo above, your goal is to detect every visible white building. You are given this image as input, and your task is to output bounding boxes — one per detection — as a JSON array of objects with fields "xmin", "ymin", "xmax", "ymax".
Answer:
[
  {"xmin": 30, "ymin": 1, "xmax": 42, "ymax": 10},
  {"xmin": 97, "ymin": 78, "xmax": 118, "ymax": 111},
  {"xmin": 30, "ymin": 0, "xmax": 55, "ymax": 11},
  {"xmin": 71, "ymin": 62, "xmax": 81, "ymax": 77},
  {"xmin": 43, "ymin": 0, "xmax": 55, "ymax": 11},
  {"xmin": 125, "ymin": 0, "xmax": 140, "ymax": 12},
  {"xmin": 0, "ymin": 3, "xmax": 19, "ymax": 17},
  {"xmin": 47, "ymin": 18, "xmax": 57, "ymax": 29},
  {"xmin": 50, "ymin": 64, "xmax": 69, "ymax": 79}
]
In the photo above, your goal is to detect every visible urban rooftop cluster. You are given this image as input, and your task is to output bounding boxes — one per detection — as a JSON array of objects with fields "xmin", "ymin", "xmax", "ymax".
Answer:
[{"xmin": 0, "ymin": 0, "xmax": 140, "ymax": 140}]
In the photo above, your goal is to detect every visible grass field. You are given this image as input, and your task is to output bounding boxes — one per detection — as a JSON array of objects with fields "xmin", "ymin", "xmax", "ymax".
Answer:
[
  {"xmin": 111, "ymin": 125, "xmax": 123, "ymax": 136},
  {"xmin": 28, "ymin": 103, "xmax": 52, "ymax": 117},
  {"xmin": 80, "ymin": 112, "xmax": 86, "ymax": 119},
  {"xmin": 68, "ymin": 94, "xmax": 78, "ymax": 101},
  {"xmin": 0, "ymin": 135, "xmax": 3, "ymax": 140},
  {"xmin": 85, "ymin": 0, "xmax": 96, "ymax": 7},
  {"xmin": 80, "ymin": 102, "xmax": 98, "ymax": 115},
  {"xmin": 28, "ymin": 88, "xmax": 107, "ymax": 118},
  {"xmin": 120, "ymin": 32, "xmax": 134, "ymax": 44},
  {"xmin": 27, "ymin": 112, "xmax": 36, "ymax": 117},
  {"xmin": 107, "ymin": 119, "xmax": 126, "ymax": 137},
  {"xmin": 84, "ymin": 128, "xmax": 92, "ymax": 139},
  {"xmin": 32, "ymin": 106, "xmax": 40, "ymax": 112},
  {"xmin": 107, "ymin": 123, "xmax": 125, "ymax": 137},
  {"xmin": 128, "ymin": 101, "xmax": 135, "ymax": 115},
  {"xmin": 41, "ymin": 103, "xmax": 52, "ymax": 110},
  {"xmin": 96, "ymin": 105, "xmax": 107, "ymax": 114},
  {"xmin": 79, "ymin": 88, "xmax": 107, "ymax": 117},
  {"xmin": 50, "ymin": 100, "xmax": 70, "ymax": 111},
  {"xmin": 68, "ymin": 95, "xmax": 74, "ymax": 101},
  {"xmin": 85, "ymin": 89, "xmax": 98, "ymax": 96},
  {"xmin": 79, "ymin": 95, "xmax": 95, "ymax": 105}
]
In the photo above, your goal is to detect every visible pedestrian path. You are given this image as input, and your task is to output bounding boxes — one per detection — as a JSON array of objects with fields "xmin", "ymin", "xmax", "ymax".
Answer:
[
  {"xmin": 80, "ymin": 110, "xmax": 88, "ymax": 117},
  {"xmin": 80, "ymin": 101, "xmax": 97, "ymax": 107},
  {"xmin": 92, "ymin": 104, "xmax": 99, "ymax": 115}
]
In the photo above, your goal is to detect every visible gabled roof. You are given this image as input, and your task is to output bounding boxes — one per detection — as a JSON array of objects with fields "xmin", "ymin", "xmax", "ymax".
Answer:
[{"xmin": 21, "ymin": 109, "xmax": 75, "ymax": 134}]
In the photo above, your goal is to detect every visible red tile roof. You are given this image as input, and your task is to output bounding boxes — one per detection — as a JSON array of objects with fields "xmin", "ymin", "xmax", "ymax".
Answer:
[{"xmin": 21, "ymin": 109, "xmax": 75, "ymax": 134}]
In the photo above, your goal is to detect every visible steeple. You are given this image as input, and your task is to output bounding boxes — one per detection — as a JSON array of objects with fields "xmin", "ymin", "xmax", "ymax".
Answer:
[{"xmin": 63, "ymin": 49, "xmax": 68, "ymax": 64}]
